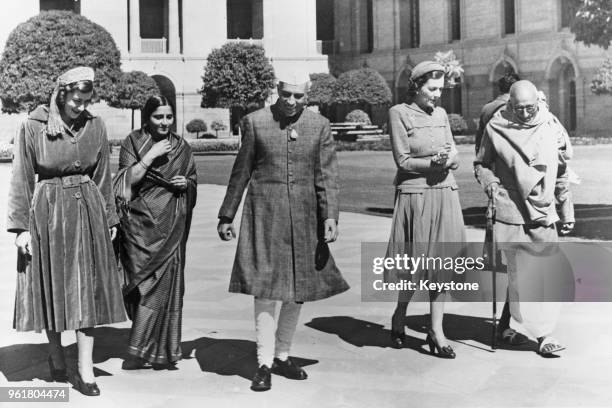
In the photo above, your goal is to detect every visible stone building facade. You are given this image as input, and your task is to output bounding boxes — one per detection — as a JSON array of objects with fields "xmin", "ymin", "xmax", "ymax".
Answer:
[
  {"xmin": 324, "ymin": 0, "xmax": 612, "ymax": 136},
  {"xmin": 0, "ymin": 0, "xmax": 329, "ymax": 140}
]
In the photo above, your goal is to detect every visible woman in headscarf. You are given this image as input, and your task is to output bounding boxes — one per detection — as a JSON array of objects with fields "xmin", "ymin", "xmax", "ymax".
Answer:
[
  {"xmin": 386, "ymin": 61, "xmax": 466, "ymax": 358},
  {"xmin": 114, "ymin": 95, "xmax": 197, "ymax": 370},
  {"xmin": 7, "ymin": 66, "xmax": 126, "ymax": 396}
]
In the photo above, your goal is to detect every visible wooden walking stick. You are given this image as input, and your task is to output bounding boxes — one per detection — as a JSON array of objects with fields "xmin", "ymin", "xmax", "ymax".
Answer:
[{"xmin": 484, "ymin": 193, "xmax": 498, "ymax": 350}]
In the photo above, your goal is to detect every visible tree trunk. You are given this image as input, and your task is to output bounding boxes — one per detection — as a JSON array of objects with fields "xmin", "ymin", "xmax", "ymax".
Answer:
[{"xmin": 131, "ymin": 109, "xmax": 135, "ymax": 130}]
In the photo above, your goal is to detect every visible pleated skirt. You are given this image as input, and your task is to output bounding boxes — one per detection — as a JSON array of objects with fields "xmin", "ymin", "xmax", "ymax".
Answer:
[
  {"xmin": 14, "ymin": 177, "xmax": 126, "ymax": 332},
  {"xmin": 386, "ymin": 187, "xmax": 466, "ymax": 284}
]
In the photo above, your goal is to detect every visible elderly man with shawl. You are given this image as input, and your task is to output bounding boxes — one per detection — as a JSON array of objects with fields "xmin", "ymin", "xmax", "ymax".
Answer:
[
  {"xmin": 217, "ymin": 73, "xmax": 349, "ymax": 391},
  {"xmin": 474, "ymin": 80, "xmax": 575, "ymax": 357},
  {"xmin": 114, "ymin": 95, "xmax": 197, "ymax": 369}
]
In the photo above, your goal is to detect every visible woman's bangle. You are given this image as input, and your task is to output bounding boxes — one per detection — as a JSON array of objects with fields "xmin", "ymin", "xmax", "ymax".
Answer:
[{"xmin": 137, "ymin": 161, "xmax": 149, "ymax": 170}]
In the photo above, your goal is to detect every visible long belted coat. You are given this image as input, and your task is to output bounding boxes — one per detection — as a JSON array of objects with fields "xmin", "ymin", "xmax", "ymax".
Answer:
[{"xmin": 218, "ymin": 104, "xmax": 349, "ymax": 302}]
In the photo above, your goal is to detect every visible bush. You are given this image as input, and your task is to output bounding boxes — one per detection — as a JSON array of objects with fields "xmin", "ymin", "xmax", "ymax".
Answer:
[
  {"xmin": 309, "ymin": 73, "xmax": 337, "ymax": 106},
  {"xmin": 0, "ymin": 11, "xmax": 122, "ymax": 113},
  {"xmin": 185, "ymin": 118, "xmax": 208, "ymax": 138},
  {"xmin": 591, "ymin": 58, "xmax": 612, "ymax": 94},
  {"xmin": 345, "ymin": 109, "xmax": 372, "ymax": 125},
  {"xmin": 199, "ymin": 42, "xmax": 275, "ymax": 110},
  {"xmin": 187, "ymin": 139, "xmax": 239, "ymax": 152},
  {"xmin": 200, "ymin": 133, "xmax": 217, "ymax": 139},
  {"xmin": 334, "ymin": 139, "xmax": 391, "ymax": 151},
  {"xmin": 333, "ymin": 68, "xmax": 392, "ymax": 106},
  {"xmin": 447, "ymin": 113, "xmax": 468, "ymax": 135},
  {"xmin": 211, "ymin": 120, "xmax": 228, "ymax": 137}
]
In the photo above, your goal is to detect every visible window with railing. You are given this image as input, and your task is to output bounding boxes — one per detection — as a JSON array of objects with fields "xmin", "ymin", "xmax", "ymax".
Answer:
[
  {"xmin": 316, "ymin": 0, "xmax": 337, "ymax": 54},
  {"xmin": 227, "ymin": 0, "xmax": 263, "ymax": 40}
]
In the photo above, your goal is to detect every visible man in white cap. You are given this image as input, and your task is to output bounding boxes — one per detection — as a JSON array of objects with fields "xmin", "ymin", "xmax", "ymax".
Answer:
[{"xmin": 217, "ymin": 72, "xmax": 349, "ymax": 391}]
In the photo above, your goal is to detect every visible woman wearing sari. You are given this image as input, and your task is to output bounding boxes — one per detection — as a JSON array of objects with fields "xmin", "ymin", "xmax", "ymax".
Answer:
[{"xmin": 113, "ymin": 95, "xmax": 197, "ymax": 369}]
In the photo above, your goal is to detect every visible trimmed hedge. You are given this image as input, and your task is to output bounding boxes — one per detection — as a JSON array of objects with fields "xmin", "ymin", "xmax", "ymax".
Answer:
[
  {"xmin": 334, "ymin": 68, "xmax": 392, "ymax": 105},
  {"xmin": 345, "ymin": 109, "xmax": 372, "ymax": 125},
  {"xmin": 0, "ymin": 11, "xmax": 122, "ymax": 113}
]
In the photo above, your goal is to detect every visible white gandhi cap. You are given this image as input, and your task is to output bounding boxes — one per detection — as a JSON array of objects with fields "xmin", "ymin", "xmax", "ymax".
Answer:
[{"xmin": 277, "ymin": 70, "xmax": 311, "ymax": 87}]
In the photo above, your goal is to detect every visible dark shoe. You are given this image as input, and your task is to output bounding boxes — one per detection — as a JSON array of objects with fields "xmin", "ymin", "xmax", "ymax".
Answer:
[
  {"xmin": 47, "ymin": 355, "xmax": 68, "ymax": 383},
  {"xmin": 272, "ymin": 357, "xmax": 308, "ymax": 380},
  {"xmin": 72, "ymin": 372, "xmax": 100, "ymax": 396},
  {"xmin": 250, "ymin": 365, "xmax": 271, "ymax": 392},
  {"xmin": 426, "ymin": 330, "xmax": 456, "ymax": 359},
  {"xmin": 121, "ymin": 357, "xmax": 153, "ymax": 370},
  {"xmin": 390, "ymin": 312, "xmax": 406, "ymax": 349}
]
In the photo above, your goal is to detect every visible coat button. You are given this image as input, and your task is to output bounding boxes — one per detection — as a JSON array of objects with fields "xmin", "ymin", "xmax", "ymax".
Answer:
[
  {"xmin": 74, "ymin": 160, "xmax": 81, "ymax": 168},
  {"xmin": 74, "ymin": 192, "xmax": 82, "ymax": 199},
  {"xmin": 70, "ymin": 138, "xmax": 77, "ymax": 144}
]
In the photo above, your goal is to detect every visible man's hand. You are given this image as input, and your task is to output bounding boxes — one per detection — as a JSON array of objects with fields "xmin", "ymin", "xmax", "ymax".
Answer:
[
  {"xmin": 323, "ymin": 219, "xmax": 338, "ymax": 243},
  {"xmin": 485, "ymin": 182, "xmax": 499, "ymax": 199},
  {"xmin": 560, "ymin": 222, "xmax": 574, "ymax": 236},
  {"xmin": 15, "ymin": 231, "xmax": 31, "ymax": 255},
  {"xmin": 109, "ymin": 226, "xmax": 117, "ymax": 241},
  {"xmin": 218, "ymin": 221, "xmax": 236, "ymax": 241}
]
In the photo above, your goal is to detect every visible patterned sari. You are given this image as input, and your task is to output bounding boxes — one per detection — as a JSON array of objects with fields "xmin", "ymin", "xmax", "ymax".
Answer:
[{"xmin": 113, "ymin": 129, "xmax": 197, "ymax": 364}]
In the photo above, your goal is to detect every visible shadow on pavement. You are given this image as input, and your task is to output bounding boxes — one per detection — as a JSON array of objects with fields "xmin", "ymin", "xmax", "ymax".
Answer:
[
  {"xmin": 0, "ymin": 327, "xmax": 129, "ymax": 382},
  {"xmin": 306, "ymin": 314, "xmax": 537, "ymax": 355},
  {"xmin": 181, "ymin": 337, "xmax": 318, "ymax": 381},
  {"xmin": 463, "ymin": 204, "xmax": 612, "ymax": 241},
  {"xmin": 305, "ymin": 316, "xmax": 429, "ymax": 356}
]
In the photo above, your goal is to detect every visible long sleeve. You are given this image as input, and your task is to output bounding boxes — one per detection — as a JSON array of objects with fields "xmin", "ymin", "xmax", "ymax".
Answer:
[
  {"xmin": 314, "ymin": 120, "xmax": 339, "ymax": 221},
  {"xmin": 218, "ymin": 115, "xmax": 256, "ymax": 220},
  {"xmin": 7, "ymin": 122, "xmax": 36, "ymax": 233},
  {"xmin": 444, "ymin": 114, "xmax": 460, "ymax": 169},
  {"xmin": 388, "ymin": 107, "xmax": 438, "ymax": 173},
  {"xmin": 473, "ymin": 126, "xmax": 501, "ymax": 190},
  {"xmin": 91, "ymin": 121, "xmax": 119, "ymax": 227}
]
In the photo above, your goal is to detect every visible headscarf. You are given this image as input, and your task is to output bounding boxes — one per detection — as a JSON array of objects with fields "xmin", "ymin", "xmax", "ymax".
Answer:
[{"xmin": 47, "ymin": 66, "xmax": 94, "ymax": 136}]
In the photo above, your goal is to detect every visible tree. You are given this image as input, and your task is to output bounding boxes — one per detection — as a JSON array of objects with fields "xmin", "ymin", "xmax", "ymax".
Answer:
[
  {"xmin": 186, "ymin": 119, "xmax": 208, "ymax": 138},
  {"xmin": 211, "ymin": 120, "xmax": 227, "ymax": 138},
  {"xmin": 591, "ymin": 58, "xmax": 612, "ymax": 94},
  {"xmin": 308, "ymin": 73, "xmax": 337, "ymax": 107},
  {"xmin": 107, "ymin": 71, "xmax": 160, "ymax": 129},
  {"xmin": 0, "ymin": 10, "xmax": 122, "ymax": 113},
  {"xmin": 566, "ymin": 1, "xmax": 612, "ymax": 94},
  {"xmin": 333, "ymin": 68, "xmax": 392, "ymax": 106},
  {"xmin": 199, "ymin": 42, "xmax": 275, "ymax": 110},
  {"xmin": 569, "ymin": 0, "xmax": 612, "ymax": 49}
]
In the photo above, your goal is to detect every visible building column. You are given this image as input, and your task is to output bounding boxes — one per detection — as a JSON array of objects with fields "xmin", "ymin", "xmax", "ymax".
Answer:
[
  {"xmin": 168, "ymin": 0, "xmax": 181, "ymax": 54},
  {"xmin": 129, "ymin": 0, "xmax": 141, "ymax": 53}
]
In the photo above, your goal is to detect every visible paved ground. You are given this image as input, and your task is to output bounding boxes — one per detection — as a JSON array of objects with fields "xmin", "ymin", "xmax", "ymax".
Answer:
[{"xmin": 0, "ymin": 164, "xmax": 611, "ymax": 408}]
